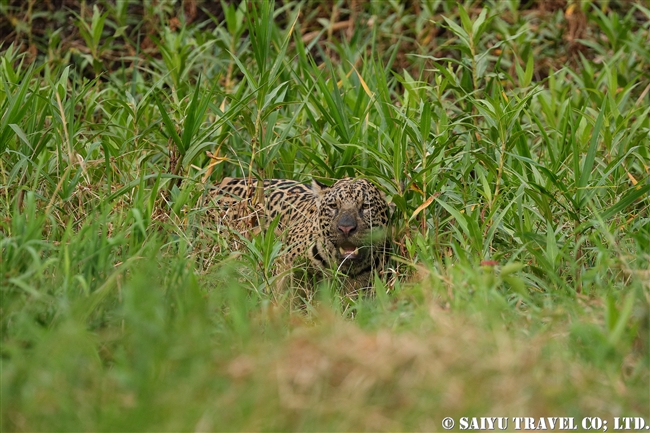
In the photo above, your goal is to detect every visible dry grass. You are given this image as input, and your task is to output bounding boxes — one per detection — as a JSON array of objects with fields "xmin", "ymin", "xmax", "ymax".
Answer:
[{"xmin": 191, "ymin": 302, "xmax": 645, "ymax": 431}]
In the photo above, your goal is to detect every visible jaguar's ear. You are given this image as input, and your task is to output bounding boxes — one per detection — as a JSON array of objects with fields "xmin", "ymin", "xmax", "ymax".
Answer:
[{"xmin": 311, "ymin": 179, "xmax": 330, "ymax": 197}]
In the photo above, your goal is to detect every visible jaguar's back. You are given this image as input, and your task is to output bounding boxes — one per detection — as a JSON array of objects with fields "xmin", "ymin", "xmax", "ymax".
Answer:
[{"xmin": 209, "ymin": 177, "xmax": 318, "ymax": 231}]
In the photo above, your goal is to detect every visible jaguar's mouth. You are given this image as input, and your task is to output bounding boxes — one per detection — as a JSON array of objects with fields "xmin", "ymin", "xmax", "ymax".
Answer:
[{"xmin": 338, "ymin": 245, "xmax": 361, "ymax": 260}]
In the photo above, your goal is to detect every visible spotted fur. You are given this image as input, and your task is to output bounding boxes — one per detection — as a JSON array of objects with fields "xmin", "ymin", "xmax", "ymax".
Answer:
[{"xmin": 208, "ymin": 177, "xmax": 390, "ymax": 287}]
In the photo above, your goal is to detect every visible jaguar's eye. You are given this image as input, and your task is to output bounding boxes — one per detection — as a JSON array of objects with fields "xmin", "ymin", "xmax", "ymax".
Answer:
[
  {"xmin": 328, "ymin": 202, "xmax": 338, "ymax": 210},
  {"xmin": 361, "ymin": 202, "xmax": 372, "ymax": 210}
]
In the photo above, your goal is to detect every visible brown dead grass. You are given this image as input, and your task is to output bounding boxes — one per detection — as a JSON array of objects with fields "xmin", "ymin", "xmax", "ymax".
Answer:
[{"xmin": 193, "ymin": 304, "xmax": 643, "ymax": 431}]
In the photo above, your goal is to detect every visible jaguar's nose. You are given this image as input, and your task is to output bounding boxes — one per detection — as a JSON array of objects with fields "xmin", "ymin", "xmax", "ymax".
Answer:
[
  {"xmin": 337, "ymin": 215, "xmax": 357, "ymax": 236},
  {"xmin": 338, "ymin": 224, "xmax": 356, "ymax": 236}
]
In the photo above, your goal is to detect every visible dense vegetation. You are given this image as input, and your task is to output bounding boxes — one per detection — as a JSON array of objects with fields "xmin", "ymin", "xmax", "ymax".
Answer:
[{"xmin": 1, "ymin": 1, "xmax": 649, "ymax": 431}]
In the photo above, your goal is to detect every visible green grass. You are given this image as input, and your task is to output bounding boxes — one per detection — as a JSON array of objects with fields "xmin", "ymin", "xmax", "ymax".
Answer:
[{"xmin": 1, "ymin": 1, "xmax": 649, "ymax": 431}]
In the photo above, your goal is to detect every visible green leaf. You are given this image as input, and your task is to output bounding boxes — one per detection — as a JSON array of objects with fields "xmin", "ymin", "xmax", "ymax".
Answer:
[
  {"xmin": 154, "ymin": 92, "xmax": 184, "ymax": 154},
  {"xmin": 576, "ymin": 99, "xmax": 606, "ymax": 208},
  {"xmin": 524, "ymin": 52, "xmax": 534, "ymax": 87},
  {"xmin": 91, "ymin": 6, "xmax": 107, "ymax": 51},
  {"xmin": 599, "ymin": 182, "xmax": 650, "ymax": 222},
  {"xmin": 434, "ymin": 197, "xmax": 469, "ymax": 238},
  {"xmin": 607, "ymin": 291, "xmax": 636, "ymax": 346},
  {"xmin": 458, "ymin": 5, "xmax": 473, "ymax": 36},
  {"xmin": 471, "ymin": 8, "xmax": 489, "ymax": 45}
]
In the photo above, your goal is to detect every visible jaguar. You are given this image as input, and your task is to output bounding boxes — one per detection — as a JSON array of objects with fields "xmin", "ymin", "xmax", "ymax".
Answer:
[{"xmin": 207, "ymin": 177, "xmax": 390, "ymax": 290}]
